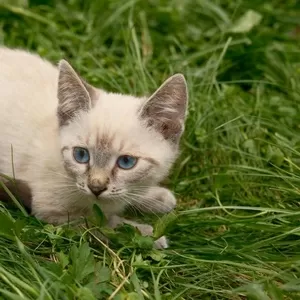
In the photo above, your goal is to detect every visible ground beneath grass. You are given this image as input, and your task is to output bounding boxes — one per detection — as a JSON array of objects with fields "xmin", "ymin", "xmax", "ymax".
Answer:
[{"xmin": 0, "ymin": 0, "xmax": 300, "ymax": 299}]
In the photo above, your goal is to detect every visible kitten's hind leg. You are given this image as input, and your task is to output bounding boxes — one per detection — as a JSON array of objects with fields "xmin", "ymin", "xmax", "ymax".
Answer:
[
  {"xmin": 108, "ymin": 215, "xmax": 168, "ymax": 249},
  {"xmin": 134, "ymin": 186, "xmax": 177, "ymax": 214},
  {"xmin": 0, "ymin": 179, "xmax": 32, "ymax": 213}
]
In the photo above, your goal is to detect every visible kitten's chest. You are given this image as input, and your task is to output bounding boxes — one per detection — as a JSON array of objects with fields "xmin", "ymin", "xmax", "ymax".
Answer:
[
  {"xmin": 97, "ymin": 200, "xmax": 127, "ymax": 218},
  {"xmin": 35, "ymin": 183, "xmax": 126, "ymax": 220}
]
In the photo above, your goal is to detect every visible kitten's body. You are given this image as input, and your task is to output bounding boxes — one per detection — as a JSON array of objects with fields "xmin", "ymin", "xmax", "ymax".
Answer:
[
  {"xmin": 0, "ymin": 49, "xmax": 89, "ymax": 221},
  {"xmin": 0, "ymin": 48, "xmax": 187, "ymax": 247}
]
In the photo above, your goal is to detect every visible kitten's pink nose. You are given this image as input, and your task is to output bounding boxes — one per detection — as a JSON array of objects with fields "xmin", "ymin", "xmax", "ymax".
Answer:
[
  {"xmin": 88, "ymin": 175, "xmax": 109, "ymax": 197},
  {"xmin": 88, "ymin": 184, "xmax": 107, "ymax": 197}
]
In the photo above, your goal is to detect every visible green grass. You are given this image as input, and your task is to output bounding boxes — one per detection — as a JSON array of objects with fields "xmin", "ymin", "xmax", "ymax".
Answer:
[{"xmin": 1, "ymin": 0, "xmax": 300, "ymax": 299}]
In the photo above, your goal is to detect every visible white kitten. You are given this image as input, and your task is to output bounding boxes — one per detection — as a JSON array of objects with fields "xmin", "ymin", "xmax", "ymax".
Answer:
[{"xmin": 0, "ymin": 48, "xmax": 188, "ymax": 248}]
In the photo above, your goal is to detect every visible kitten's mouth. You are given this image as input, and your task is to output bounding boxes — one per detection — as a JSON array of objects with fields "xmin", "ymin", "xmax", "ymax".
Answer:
[
  {"xmin": 94, "ymin": 193, "xmax": 111, "ymax": 201},
  {"xmin": 96, "ymin": 193, "xmax": 124, "ymax": 202},
  {"xmin": 77, "ymin": 185, "xmax": 124, "ymax": 201}
]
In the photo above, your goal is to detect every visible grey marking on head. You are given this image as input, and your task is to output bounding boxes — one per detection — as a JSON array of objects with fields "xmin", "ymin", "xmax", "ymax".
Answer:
[
  {"xmin": 96, "ymin": 132, "xmax": 113, "ymax": 150},
  {"xmin": 94, "ymin": 150, "xmax": 111, "ymax": 168},
  {"xmin": 93, "ymin": 133, "xmax": 115, "ymax": 168}
]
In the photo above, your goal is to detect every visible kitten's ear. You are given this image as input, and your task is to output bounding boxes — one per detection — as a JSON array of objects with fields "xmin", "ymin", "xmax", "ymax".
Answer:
[
  {"xmin": 140, "ymin": 74, "xmax": 188, "ymax": 143},
  {"xmin": 57, "ymin": 60, "xmax": 98, "ymax": 126}
]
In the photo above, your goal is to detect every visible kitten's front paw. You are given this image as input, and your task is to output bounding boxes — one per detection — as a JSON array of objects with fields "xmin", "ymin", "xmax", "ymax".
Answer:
[
  {"xmin": 137, "ymin": 224, "xmax": 169, "ymax": 249},
  {"xmin": 146, "ymin": 187, "xmax": 177, "ymax": 213},
  {"xmin": 108, "ymin": 216, "xmax": 170, "ymax": 249},
  {"xmin": 154, "ymin": 235, "xmax": 169, "ymax": 249}
]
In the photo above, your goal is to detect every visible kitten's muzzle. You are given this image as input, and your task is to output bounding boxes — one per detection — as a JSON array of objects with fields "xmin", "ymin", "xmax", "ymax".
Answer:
[
  {"xmin": 88, "ymin": 174, "xmax": 109, "ymax": 197},
  {"xmin": 88, "ymin": 184, "xmax": 107, "ymax": 197}
]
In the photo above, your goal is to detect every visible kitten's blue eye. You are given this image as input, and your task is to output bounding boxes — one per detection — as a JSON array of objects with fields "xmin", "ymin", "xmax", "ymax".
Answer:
[
  {"xmin": 117, "ymin": 155, "xmax": 137, "ymax": 170},
  {"xmin": 73, "ymin": 147, "xmax": 90, "ymax": 164}
]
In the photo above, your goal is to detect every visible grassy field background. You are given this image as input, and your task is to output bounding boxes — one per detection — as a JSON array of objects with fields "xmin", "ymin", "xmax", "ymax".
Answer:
[{"xmin": 0, "ymin": 0, "xmax": 300, "ymax": 299}]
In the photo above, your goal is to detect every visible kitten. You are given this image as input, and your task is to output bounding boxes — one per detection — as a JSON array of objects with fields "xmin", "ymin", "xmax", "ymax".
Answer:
[{"xmin": 0, "ymin": 48, "xmax": 188, "ymax": 248}]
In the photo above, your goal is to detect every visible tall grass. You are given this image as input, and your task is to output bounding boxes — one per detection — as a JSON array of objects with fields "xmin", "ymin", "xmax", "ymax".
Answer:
[{"xmin": 0, "ymin": 0, "xmax": 300, "ymax": 298}]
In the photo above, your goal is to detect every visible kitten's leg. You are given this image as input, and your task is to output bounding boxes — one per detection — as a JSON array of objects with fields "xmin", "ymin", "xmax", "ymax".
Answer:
[
  {"xmin": 108, "ymin": 215, "xmax": 168, "ymax": 249},
  {"xmin": 134, "ymin": 186, "xmax": 177, "ymax": 214}
]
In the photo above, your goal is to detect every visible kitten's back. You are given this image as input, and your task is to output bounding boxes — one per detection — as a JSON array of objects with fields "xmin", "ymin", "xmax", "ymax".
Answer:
[
  {"xmin": 0, "ymin": 48, "xmax": 59, "ymax": 175},
  {"xmin": 0, "ymin": 47, "xmax": 58, "ymax": 111}
]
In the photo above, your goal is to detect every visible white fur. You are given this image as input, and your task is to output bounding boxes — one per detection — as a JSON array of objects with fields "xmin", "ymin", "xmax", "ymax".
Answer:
[{"xmin": 0, "ymin": 48, "xmax": 187, "ymax": 248}]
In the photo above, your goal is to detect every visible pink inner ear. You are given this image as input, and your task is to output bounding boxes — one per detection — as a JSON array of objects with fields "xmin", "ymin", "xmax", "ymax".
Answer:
[
  {"xmin": 57, "ymin": 60, "xmax": 97, "ymax": 126},
  {"xmin": 144, "ymin": 115, "xmax": 183, "ymax": 143},
  {"xmin": 140, "ymin": 74, "xmax": 187, "ymax": 143},
  {"xmin": 158, "ymin": 119, "xmax": 183, "ymax": 142}
]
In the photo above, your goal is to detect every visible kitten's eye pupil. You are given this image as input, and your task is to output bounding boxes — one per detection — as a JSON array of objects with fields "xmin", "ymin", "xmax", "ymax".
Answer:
[
  {"xmin": 117, "ymin": 155, "xmax": 137, "ymax": 170},
  {"xmin": 73, "ymin": 147, "xmax": 90, "ymax": 164}
]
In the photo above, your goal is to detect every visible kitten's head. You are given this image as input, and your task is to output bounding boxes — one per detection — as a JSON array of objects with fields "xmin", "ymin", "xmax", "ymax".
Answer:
[{"xmin": 57, "ymin": 60, "xmax": 188, "ymax": 208}]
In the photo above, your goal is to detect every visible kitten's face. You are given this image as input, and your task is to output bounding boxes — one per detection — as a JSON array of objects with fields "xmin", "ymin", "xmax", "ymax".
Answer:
[
  {"xmin": 57, "ymin": 60, "xmax": 187, "ymax": 207},
  {"xmin": 60, "ymin": 111, "xmax": 175, "ymax": 203}
]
